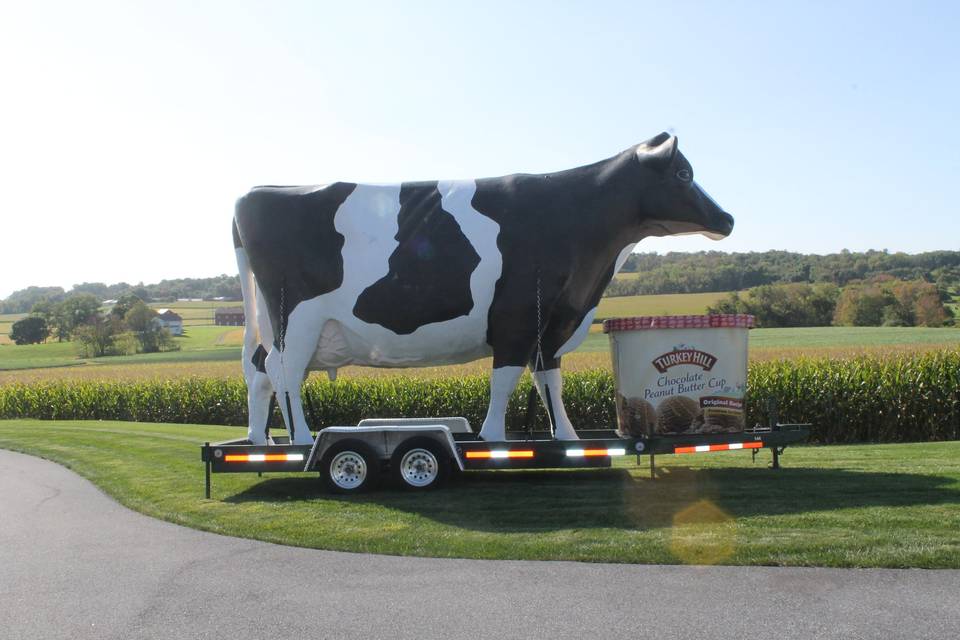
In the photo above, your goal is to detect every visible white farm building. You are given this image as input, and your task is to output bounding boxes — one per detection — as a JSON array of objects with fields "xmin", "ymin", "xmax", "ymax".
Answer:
[{"xmin": 153, "ymin": 309, "xmax": 184, "ymax": 336}]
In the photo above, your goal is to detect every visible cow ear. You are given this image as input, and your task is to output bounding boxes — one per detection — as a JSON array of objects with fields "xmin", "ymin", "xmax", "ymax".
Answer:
[{"xmin": 635, "ymin": 133, "xmax": 678, "ymax": 170}]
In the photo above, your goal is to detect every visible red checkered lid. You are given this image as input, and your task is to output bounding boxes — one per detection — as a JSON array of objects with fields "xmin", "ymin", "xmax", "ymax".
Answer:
[{"xmin": 602, "ymin": 314, "xmax": 755, "ymax": 333}]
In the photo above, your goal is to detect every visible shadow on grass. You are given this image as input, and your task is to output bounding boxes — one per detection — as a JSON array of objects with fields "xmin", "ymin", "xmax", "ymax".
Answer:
[{"xmin": 223, "ymin": 465, "xmax": 960, "ymax": 533}]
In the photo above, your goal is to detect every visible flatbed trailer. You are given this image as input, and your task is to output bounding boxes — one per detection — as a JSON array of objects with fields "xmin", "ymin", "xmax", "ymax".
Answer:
[{"xmin": 200, "ymin": 417, "xmax": 809, "ymax": 497}]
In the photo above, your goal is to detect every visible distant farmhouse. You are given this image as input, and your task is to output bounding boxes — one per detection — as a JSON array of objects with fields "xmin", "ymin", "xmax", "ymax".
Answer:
[
  {"xmin": 215, "ymin": 307, "xmax": 245, "ymax": 326},
  {"xmin": 153, "ymin": 309, "xmax": 184, "ymax": 336}
]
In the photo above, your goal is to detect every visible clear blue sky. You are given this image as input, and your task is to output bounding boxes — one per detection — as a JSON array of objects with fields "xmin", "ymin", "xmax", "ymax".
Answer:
[{"xmin": 1, "ymin": 1, "xmax": 957, "ymax": 299}]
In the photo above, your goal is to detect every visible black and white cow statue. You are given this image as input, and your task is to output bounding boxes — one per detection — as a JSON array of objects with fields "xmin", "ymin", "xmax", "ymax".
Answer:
[{"xmin": 232, "ymin": 132, "xmax": 733, "ymax": 445}]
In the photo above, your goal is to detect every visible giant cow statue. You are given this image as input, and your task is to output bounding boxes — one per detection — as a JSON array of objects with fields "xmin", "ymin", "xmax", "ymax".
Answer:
[{"xmin": 232, "ymin": 132, "xmax": 733, "ymax": 445}]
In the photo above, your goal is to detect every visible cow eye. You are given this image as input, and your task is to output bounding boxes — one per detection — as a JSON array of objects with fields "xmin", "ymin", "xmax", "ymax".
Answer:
[{"xmin": 676, "ymin": 169, "xmax": 692, "ymax": 182}]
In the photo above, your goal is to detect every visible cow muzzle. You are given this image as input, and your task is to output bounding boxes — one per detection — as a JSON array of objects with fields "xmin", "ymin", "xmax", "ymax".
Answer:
[
  {"xmin": 697, "ymin": 212, "xmax": 733, "ymax": 240},
  {"xmin": 692, "ymin": 183, "xmax": 734, "ymax": 240}
]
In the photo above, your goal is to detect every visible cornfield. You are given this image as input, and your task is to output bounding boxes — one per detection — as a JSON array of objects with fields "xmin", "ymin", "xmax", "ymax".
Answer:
[
  {"xmin": 1, "ymin": 350, "xmax": 958, "ymax": 443},
  {"xmin": 746, "ymin": 349, "xmax": 960, "ymax": 443}
]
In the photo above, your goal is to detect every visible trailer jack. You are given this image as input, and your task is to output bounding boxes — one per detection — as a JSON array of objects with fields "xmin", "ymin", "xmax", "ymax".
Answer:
[{"xmin": 755, "ymin": 445, "xmax": 788, "ymax": 469}]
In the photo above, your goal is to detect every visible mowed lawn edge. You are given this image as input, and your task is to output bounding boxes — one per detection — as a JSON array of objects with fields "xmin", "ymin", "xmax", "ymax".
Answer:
[{"xmin": 1, "ymin": 420, "xmax": 958, "ymax": 568}]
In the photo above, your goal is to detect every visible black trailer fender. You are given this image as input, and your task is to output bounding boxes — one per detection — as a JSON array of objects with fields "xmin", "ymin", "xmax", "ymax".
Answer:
[{"xmin": 304, "ymin": 425, "xmax": 465, "ymax": 473}]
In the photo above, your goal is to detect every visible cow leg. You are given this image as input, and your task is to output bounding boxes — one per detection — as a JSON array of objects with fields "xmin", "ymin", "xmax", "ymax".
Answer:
[
  {"xmin": 242, "ymin": 286, "xmax": 275, "ymax": 445},
  {"xmin": 530, "ymin": 362, "xmax": 579, "ymax": 441},
  {"xmin": 263, "ymin": 319, "xmax": 322, "ymax": 446},
  {"xmin": 264, "ymin": 350, "xmax": 314, "ymax": 445},
  {"xmin": 242, "ymin": 352, "xmax": 273, "ymax": 445},
  {"xmin": 236, "ymin": 240, "xmax": 272, "ymax": 444},
  {"xmin": 477, "ymin": 366, "xmax": 524, "ymax": 442}
]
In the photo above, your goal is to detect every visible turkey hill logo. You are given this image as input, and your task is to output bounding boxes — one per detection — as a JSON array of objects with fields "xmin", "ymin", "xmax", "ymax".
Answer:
[{"xmin": 652, "ymin": 348, "xmax": 718, "ymax": 373}]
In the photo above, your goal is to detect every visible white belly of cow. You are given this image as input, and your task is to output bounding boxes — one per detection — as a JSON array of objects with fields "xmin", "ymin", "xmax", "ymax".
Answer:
[{"xmin": 289, "ymin": 180, "xmax": 503, "ymax": 368}]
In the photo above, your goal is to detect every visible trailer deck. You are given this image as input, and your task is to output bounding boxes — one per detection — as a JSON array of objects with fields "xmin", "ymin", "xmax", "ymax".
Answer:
[{"xmin": 201, "ymin": 420, "xmax": 809, "ymax": 496}]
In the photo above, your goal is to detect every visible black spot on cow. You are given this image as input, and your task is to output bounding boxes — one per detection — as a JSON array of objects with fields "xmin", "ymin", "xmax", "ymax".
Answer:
[
  {"xmin": 251, "ymin": 344, "xmax": 268, "ymax": 373},
  {"xmin": 353, "ymin": 182, "xmax": 481, "ymax": 334},
  {"xmin": 472, "ymin": 151, "xmax": 645, "ymax": 369},
  {"xmin": 234, "ymin": 182, "xmax": 357, "ymax": 348}
]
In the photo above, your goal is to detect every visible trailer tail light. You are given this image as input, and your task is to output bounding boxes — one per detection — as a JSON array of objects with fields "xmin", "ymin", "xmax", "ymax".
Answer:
[
  {"xmin": 673, "ymin": 442, "xmax": 763, "ymax": 454},
  {"xmin": 565, "ymin": 448, "xmax": 627, "ymax": 457},
  {"xmin": 224, "ymin": 453, "xmax": 305, "ymax": 463},
  {"xmin": 464, "ymin": 450, "xmax": 535, "ymax": 459}
]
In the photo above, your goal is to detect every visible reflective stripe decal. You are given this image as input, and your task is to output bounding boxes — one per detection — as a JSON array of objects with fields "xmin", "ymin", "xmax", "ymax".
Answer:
[
  {"xmin": 674, "ymin": 442, "xmax": 763, "ymax": 454},
  {"xmin": 464, "ymin": 450, "xmax": 535, "ymax": 459},
  {"xmin": 224, "ymin": 453, "xmax": 305, "ymax": 463},
  {"xmin": 566, "ymin": 448, "xmax": 627, "ymax": 457}
]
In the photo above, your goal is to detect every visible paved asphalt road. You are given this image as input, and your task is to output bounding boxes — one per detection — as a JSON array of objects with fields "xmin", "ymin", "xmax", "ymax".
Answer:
[{"xmin": 1, "ymin": 449, "xmax": 958, "ymax": 640}]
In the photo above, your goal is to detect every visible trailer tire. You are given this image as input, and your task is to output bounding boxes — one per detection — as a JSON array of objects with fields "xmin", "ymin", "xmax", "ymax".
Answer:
[
  {"xmin": 391, "ymin": 438, "xmax": 450, "ymax": 491},
  {"xmin": 321, "ymin": 440, "xmax": 380, "ymax": 494}
]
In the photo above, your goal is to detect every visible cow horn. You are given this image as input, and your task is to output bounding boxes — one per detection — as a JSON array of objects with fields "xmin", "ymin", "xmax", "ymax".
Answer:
[{"xmin": 635, "ymin": 133, "xmax": 678, "ymax": 169}]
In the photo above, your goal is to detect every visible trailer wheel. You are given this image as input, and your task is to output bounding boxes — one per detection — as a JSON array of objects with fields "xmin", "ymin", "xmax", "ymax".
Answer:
[
  {"xmin": 321, "ymin": 441, "xmax": 380, "ymax": 494},
  {"xmin": 392, "ymin": 438, "xmax": 449, "ymax": 490}
]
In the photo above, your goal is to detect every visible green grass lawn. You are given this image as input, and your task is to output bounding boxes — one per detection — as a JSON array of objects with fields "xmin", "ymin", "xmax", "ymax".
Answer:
[
  {"xmin": 1, "ymin": 419, "xmax": 957, "ymax": 567},
  {"xmin": 0, "ymin": 325, "xmax": 241, "ymax": 370},
  {"xmin": 0, "ymin": 339, "xmax": 87, "ymax": 369}
]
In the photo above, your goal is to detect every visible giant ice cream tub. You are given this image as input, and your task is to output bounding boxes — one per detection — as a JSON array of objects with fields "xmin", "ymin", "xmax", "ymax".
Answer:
[{"xmin": 603, "ymin": 314, "xmax": 755, "ymax": 438}]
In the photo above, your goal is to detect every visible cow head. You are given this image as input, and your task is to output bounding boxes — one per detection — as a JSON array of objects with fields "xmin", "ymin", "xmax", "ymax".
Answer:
[{"xmin": 633, "ymin": 132, "xmax": 734, "ymax": 240}]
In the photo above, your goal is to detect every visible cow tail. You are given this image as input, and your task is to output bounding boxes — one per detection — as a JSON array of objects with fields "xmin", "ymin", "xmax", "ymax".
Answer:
[{"xmin": 233, "ymin": 217, "xmax": 265, "ymax": 370}]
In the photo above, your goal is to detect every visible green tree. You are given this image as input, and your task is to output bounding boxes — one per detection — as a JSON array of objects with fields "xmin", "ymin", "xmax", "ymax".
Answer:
[
  {"xmin": 55, "ymin": 294, "xmax": 101, "ymax": 340},
  {"xmin": 706, "ymin": 283, "xmax": 839, "ymax": 327},
  {"xmin": 73, "ymin": 315, "xmax": 119, "ymax": 357},
  {"xmin": 915, "ymin": 296, "xmax": 947, "ymax": 327},
  {"xmin": 109, "ymin": 293, "xmax": 143, "ymax": 321},
  {"xmin": 0, "ymin": 286, "xmax": 65, "ymax": 314},
  {"xmin": 707, "ymin": 291, "xmax": 749, "ymax": 315},
  {"xmin": 71, "ymin": 282, "xmax": 110, "ymax": 299},
  {"xmin": 833, "ymin": 279, "xmax": 948, "ymax": 327},
  {"xmin": 30, "ymin": 299, "xmax": 62, "ymax": 341},
  {"xmin": 10, "ymin": 316, "xmax": 49, "ymax": 345},
  {"xmin": 833, "ymin": 284, "xmax": 891, "ymax": 326},
  {"xmin": 123, "ymin": 300, "xmax": 169, "ymax": 353}
]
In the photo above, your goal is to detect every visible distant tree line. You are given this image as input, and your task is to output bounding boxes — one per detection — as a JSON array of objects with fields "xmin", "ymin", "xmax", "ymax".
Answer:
[
  {"xmin": 609, "ymin": 249, "xmax": 960, "ymax": 297},
  {"xmin": 0, "ymin": 275, "xmax": 241, "ymax": 314},
  {"xmin": 707, "ymin": 278, "xmax": 951, "ymax": 328},
  {"xmin": 4, "ymin": 250, "xmax": 959, "ymax": 331}
]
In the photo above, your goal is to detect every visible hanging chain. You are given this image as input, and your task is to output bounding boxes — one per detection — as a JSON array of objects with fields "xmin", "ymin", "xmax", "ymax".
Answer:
[
  {"xmin": 534, "ymin": 267, "xmax": 545, "ymax": 372},
  {"xmin": 277, "ymin": 280, "xmax": 293, "ymax": 436},
  {"xmin": 278, "ymin": 282, "xmax": 286, "ymax": 352},
  {"xmin": 278, "ymin": 282, "xmax": 289, "ymax": 388}
]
